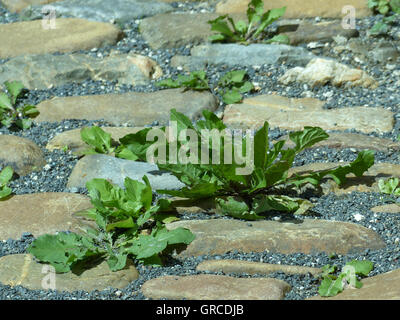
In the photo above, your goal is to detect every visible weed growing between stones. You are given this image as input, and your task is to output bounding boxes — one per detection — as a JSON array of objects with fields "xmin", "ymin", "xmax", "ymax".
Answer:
[
  {"xmin": 318, "ymin": 260, "xmax": 374, "ymax": 296},
  {"xmin": 208, "ymin": 0, "xmax": 289, "ymax": 45},
  {"xmin": 80, "ymin": 109, "xmax": 376, "ymax": 221},
  {"xmin": 368, "ymin": 0, "xmax": 400, "ymax": 35},
  {"xmin": 155, "ymin": 69, "xmax": 254, "ymax": 104},
  {"xmin": 0, "ymin": 81, "xmax": 39, "ymax": 129},
  {"xmin": 27, "ymin": 176, "xmax": 195, "ymax": 273}
]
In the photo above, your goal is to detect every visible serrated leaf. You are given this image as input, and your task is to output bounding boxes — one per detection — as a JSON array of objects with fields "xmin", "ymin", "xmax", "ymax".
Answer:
[
  {"xmin": 289, "ymin": 126, "xmax": 329, "ymax": 153},
  {"xmin": 254, "ymin": 7, "xmax": 286, "ymax": 38},
  {"xmin": 27, "ymin": 232, "xmax": 103, "ymax": 273},
  {"xmin": 107, "ymin": 252, "xmax": 127, "ymax": 271},
  {"xmin": 155, "ymin": 78, "xmax": 180, "ymax": 88}
]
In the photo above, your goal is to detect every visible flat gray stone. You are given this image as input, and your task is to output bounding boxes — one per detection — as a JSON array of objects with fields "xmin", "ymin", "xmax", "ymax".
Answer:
[
  {"xmin": 0, "ymin": 254, "xmax": 139, "ymax": 292},
  {"xmin": 34, "ymin": 89, "xmax": 218, "ymax": 126},
  {"xmin": 139, "ymin": 12, "xmax": 219, "ymax": 50},
  {"xmin": 223, "ymin": 94, "xmax": 393, "ymax": 133},
  {"xmin": 20, "ymin": 0, "xmax": 173, "ymax": 23},
  {"xmin": 0, "ymin": 192, "xmax": 93, "ymax": 240},
  {"xmin": 0, "ymin": 53, "xmax": 162, "ymax": 90},
  {"xmin": 141, "ymin": 274, "xmax": 291, "ymax": 300},
  {"xmin": 166, "ymin": 219, "xmax": 386, "ymax": 257},
  {"xmin": 67, "ymin": 154, "xmax": 185, "ymax": 191},
  {"xmin": 0, "ymin": 18, "xmax": 123, "ymax": 59},
  {"xmin": 282, "ymin": 20, "xmax": 359, "ymax": 45},
  {"xmin": 172, "ymin": 44, "xmax": 316, "ymax": 70}
]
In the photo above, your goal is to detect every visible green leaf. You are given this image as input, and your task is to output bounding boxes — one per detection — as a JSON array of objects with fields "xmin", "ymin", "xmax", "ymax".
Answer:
[
  {"xmin": 0, "ymin": 186, "xmax": 12, "ymax": 200},
  {"xmin": 127, "ymin": 234, "xmax": 168, "ymax": 260},
  {"xmin": 153, "ymin": 227, "xmax": 195, "ymax": 246},
  {"xmin": 289, "ymin": 126, "xmax": 329, "ymax": 153},
  {"xmin": 265, "ymin": 34, "xmax": 290, "ymax": 44},
  {"xmin": 219, "ymin": 70, "xmax": 247, "ymax": 86},
  {"xmin": 158, "ymin": 181, "xmax": 221, "ymax": 200},
  {"xmin": 234, "ymin": 20, "xmax": 248, "ymax": 34},
  {"xmin": 115, "ymin": 146, "xmax": 139, "ymax": 161},
  {"xmin": 253, "ymin": 122, "xmax": 269, "ymax": 171},
  {"xmin": 155, "ymin": 78, "xmax": 181, "ymax": 88},
  {"xmin": 80, "ymin": 126, "xmax": 114, "ymax": 154},
  {"xmin": 247, "ymin": 0, "xmax": 264, "ymax": 25},
  {"xmin": 20, "ymin": 105, "xmax": 39, "ymax": 117},
  {"xmin": 118, "ymin": 127, "xmax": 154, "ymax": 161},
  {"xmin": 0, "ymin": 92, "xmax": 13, "ymax": 111},
  {"xmin": 0, "ymin": 166, "xmax": 13, "ymax": 186},
  {"xmin": 106, "ymin": 217, "xmax": 135, "ymax": 232},
  {"xmin": 318, "ymin": 274, "xmax": 346, "ymax": 297},
  {"xmin": 27, "ymin": 232, "xmax": 104, "ymax": 273},
  {"xmin": 368, "ymin": 0, "xmax": 379, "ymax": 9},
  {"xmin": 107, "ymin": 252, "xmax": 127, "ymax": 271},
  {"xmin": 254, "ymin": 7, "xmax": 286, "ymax": 38},
  {"xmin": 124, "ymin": 176, "xmax": 152, "ymax": 211},
  {"xmin": 346, "ymin": 260, "xmax": 374, "ymax": 277},
  {"xmin": 238, "ymin": 81, "xmax": 254, "ymax": 93},
  {"xmin": 370, "ymin": 21, "xmax": 388, "ymax": 34},
  {"xmin": 216, "ymin": 196, "xmax": 264, "ymax": 220},
  {"xmin": 15, "ymin": 118, "xmax": 32, "ymax": 129},
  {"xmin": 378, "ymin": 177, "xmax": 400, "ymax": 195},
  {"xmin": 208, "ymin": 15, "xmax": 235, "ymax": 37},
  {"xmin": 5, "ymin": 81, "xmax": 25, "ymax": 105},
  {"xmin": 222, "ymin": 89, "xmax": 243, "ymax": 104}
]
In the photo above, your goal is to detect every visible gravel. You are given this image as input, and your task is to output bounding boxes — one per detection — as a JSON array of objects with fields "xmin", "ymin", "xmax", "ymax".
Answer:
[{"xmin": 1, "ymin": 2, "xmax": 400, "ymax": 300}]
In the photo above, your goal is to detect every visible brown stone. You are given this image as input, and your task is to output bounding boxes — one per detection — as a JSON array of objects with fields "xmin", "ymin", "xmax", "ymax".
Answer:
[
  {"xmin": 0, "ymin": 52, "xmax": 163, "ymax": 90},
  {"xmin": 222, "ymin": 94, "xmax": 393, "ymax": 133},
  {"xmin": 0, "ymin": 135, "xmax": 46, "ymax": 176},
  {"xmin": 139, "ymin": 13, "xmax": 243, "ymax": 49},
  {"xmin": 283, "ymin": 21, "xmax": 359, "ymax": 45},
  {"xmin": 0, "ymin": 254, "xmax": 138, "ymax": 292},
  {"xmin": 0, "ymin": 0, "xmax": 58, "ymax": 13},
  {"xmin": 371, "ymin": 204, "xmax": 400, "ymax": 214},
  {"xmin": 34, "ymin": 89, "xmax": 218, "ymax": 126},
  {"xmin": 216, "ymin": 0, "xmax": 371, "ymax": 18},
  {"xmin": 166, "ymin": 219, "xmax": 385, "ymax": 257},
  {"xmin": 141, "ymin": 274, "xmax": 290, "ymax": 300},
  {"xmin": 0, "ymin": 193, "xmax": 93, "ymax": 240},
  {"xmin": 196, "ymin": 260, "xmax": 322, "ymax": 276},
  {"xmin": 0, "ymin": 18, "xmax": 123, "ymax": 59},
  {"xmin": 46, "ymin": 126, "xmax": 148, "ymax": 153},
  {"xmin": 308, "ymin": 268, "xmax": 400, "ymax": 300}
]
